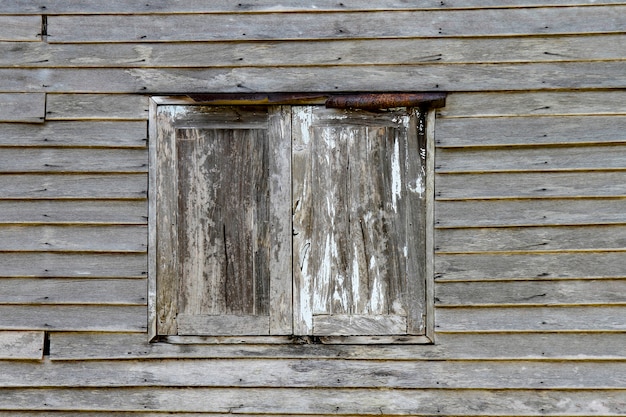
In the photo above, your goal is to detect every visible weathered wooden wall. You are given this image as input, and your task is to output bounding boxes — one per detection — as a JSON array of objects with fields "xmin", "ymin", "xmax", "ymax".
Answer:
[{"xmin": 0, "ymin": 1, "xmax": 624, "ymax": 415}]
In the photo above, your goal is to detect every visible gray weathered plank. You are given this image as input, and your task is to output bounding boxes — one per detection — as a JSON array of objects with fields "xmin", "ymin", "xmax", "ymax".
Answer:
[
  {"xmin": 435, "ymin": 199, "xmax": 626, "ymax": 227},
  {"xmin": 0, "ymin": 15, "xmax": 41, "ymax": 41},
  {"xmin": 2, "ymin": 358, "xmax": 626, "ymax": 389},
  {"xmin": 436, "ymin": 115, "xmax": 626, "ymax": 147},
  {"xmin": 0, "ymin": 387, "xmax": 622, "ymax": 415},
  {"xmin": 314, "ymin": 315, "xmax": 407, "ymax": 336},
  {"xmin": 436, "ymin": 279, "xmax": 626, "ymax": 306},
  {"xmin": 0, "ymin": 174, "xmax": 147, "ymax": 199},
  {"xmin": 435, "ymin": 225, "xmax": 626, "ymax": 253},
  {"xmin": 0, "ymin": 121, "xmax": 147, "ymax": 147},
  {"xmin": 177, "ymin": 315, "xmax": 271, "ymax": 336},
  {"xmin": 0, "ymin": 331, "xmax": 43, "ymax": 360},
  {"xmin": 440, "ymin": 91, "xmax": 626, "ymax": 118},
  {"xmin": 0, "ymin": 305, "xmax": 146, "ymax": 332},
  {"xmin": 4, "ymin": 35, "xmax": 626, "ymax": 67},
  {"xmin": 0, "ymin": 148, "xmax": 147, "ymax": 173},
  {"xmin": 0, "ymin": 93, "xmax": 45, "ymax": 123},
  {"xmin": 0, "ymin": 200, "xmax": 146, "ymax": 224},
  {"xmin": 3, "ymin": 63, "xmax": 626, "ymax": 93},
  {"xmin": 437, "ymin": 144, "xmax": 626, "ymax": 173},
  {"xmin": 435, "ymin": 171, "xmax": 626, "ymax": 199},
  {"xmin": 49, "ymin": 331, "xmax": 626, "ymax": 361},
  {"xmin": 0, "ymin": 225, "xmax": 147, "ymax": 252},
  {"xmin": 0, "ymin": 253, "xmax": 146, "ymax": 278},
  {"xmin": 0, "ymin": 278, "xmax": 146, "ymax": 305},
  {"xmin": 47, "ymin": 7, "xmax": 626, "ymax": 42},
  {"xmin": 8, "ymin": 0, "xmax": 626, "ymax": 14},
  {"xmin": 435, "ymin": 252, "xmax": 626, "ymax": 281},
  {"xmin": 437, "ymin": 306, "xmax": 626, "ymax": 332},
  {"xmin": 46, "ymin": 94, "xmax": 149, "ymax": 120}
]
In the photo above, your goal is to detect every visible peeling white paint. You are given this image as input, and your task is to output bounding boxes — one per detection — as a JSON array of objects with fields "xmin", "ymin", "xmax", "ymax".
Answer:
[
  {"xmin": 351, "ymin": 246, "xmax": 361, "ymax": 312},
  {"xmin": 295, "ymin": 107, "xmax": 313, "ymax": 145},
  {"xmin": 391, "ymin": 135, "xmax": 402, "ymax": 212}
]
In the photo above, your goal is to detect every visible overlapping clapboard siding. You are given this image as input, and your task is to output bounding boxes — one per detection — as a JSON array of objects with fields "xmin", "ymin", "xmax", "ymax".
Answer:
[{"xmin": 0, "ymin": 2, "xmax": 625, "ymax": 416}]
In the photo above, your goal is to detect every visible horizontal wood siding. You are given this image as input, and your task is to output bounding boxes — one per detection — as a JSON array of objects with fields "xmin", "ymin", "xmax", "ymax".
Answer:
[{"xmin": 1, "ymin": 2, "xmax": 625, "ymax": 417}]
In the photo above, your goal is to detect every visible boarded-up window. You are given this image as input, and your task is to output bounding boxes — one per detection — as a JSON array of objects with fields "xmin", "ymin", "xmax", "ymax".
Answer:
[{"xmin": 149, "ymin": 96, "xmax": 437, "ymax": 344}]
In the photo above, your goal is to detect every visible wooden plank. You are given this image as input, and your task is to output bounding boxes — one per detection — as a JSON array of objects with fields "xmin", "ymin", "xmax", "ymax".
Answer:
[
  {"xmin": 0, "ymin": 387, "xmax": 622, "ymax": 415},
  {"xmin": 436, "ymin": 115, "xmax": 626, "ymax": 147},
  {"xmin": 0, "ymin": 148, "xmax": 148, "ymax": 173},
  {"xmin": 0, "ymin": 174, "xmax": 147, "ymax": 199},
  {"xmin": 49, "ymin": 331, "xmax": 626, "ymax": 360},
  {"xmin": 0, "ymin": 121, "xmax": 147, "ymax": 147},
  {"xmin": 437, "ymin": 144, "xmax": 626, "ymax": 173},
  {"xmin": 8, "ymin": 0, "xmax": 626, "ymax": 14},
  {"xmin": 314, "ymin": 315, "xmax": 407, "ymax": 336},
  {"xmin": 437, "ymin": 306, "xmax": 626, "ymax": 332},
  {"xmin": 0, "ymin": 305, "xmax": 146, "ymax": 332},
  {"xmin": 0, "ymin": 200, "xmax": 146, "ymax": 224},
  {"xmin": 440, "ymin": 91, "xmax": 626, "ymax": 118},
  {"xmin": 436, "ymin": 279, "xmax": 626, "ymax": 306},
  {"xmin": 0, "ymin": 16, "xmax": 40, "ymax": 41},
  {"xmin": 0, "ymin": 94, "xmax": 44, "ymax": 123},
  {"xmin": 435, "ymin": 199, "xmax": 626, "ymax": 227},
  {"xmin": 436, "ymin": 252, "xmax": 626, "ymax": 281},
  {"xmin": 435, "ymin": 225, "xmax": 626, "ymax": 253},
  {"xmin": 47, "ymin": 7, "xmax": 626, "ymax": 42},
  {"xmin": 0, "ymin": 225, "xmax": 147, "ymax": 252},
  {"xmin": 177, "ymin": 315, "xmax": 271, "ymax": 336},
  {"xmin": 435, "ymin": 171, "xmax": 626, "ymax": 199},
  {"xmin": 46, "ymin": 94, "xmax": 149, "ymax": 120},
  {"xmin": 0, "ymin": 253, "xmax": 146, "ymax": 278},
  {"xmin": 4, "ymin": 35, "xmax": 626, "ymax": 67},
  {"xmin": 0, "ymin": 331, "xmax": 43, "ymax": 360},
  {"xmin": 0, "ymin": 278, "xmax": 146, "ymax": 305},
  {"xmin": 2, "ymin": 358, "xmax": 626, "ymax": 389},
  {"xmin": 3, "ymin": 63, "xmax": 626, "ymax": 93}
]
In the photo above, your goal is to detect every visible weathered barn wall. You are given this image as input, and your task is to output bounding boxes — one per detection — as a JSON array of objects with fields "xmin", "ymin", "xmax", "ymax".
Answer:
[{"xmin": 0, "ymin": 1, "xmax": 625, "ymax": 415}]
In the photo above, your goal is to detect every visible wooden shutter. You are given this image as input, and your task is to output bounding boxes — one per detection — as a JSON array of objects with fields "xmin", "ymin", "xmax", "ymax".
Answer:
[
  {"xmin": 154, "ymin": 105, "xmax": 291, "ymax": 336},
  {"xmin": 292, "ymin": 106, "xmax": 427, "ymax": 338}
]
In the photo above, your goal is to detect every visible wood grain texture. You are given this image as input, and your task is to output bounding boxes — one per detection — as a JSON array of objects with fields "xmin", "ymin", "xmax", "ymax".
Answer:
[
  {"xmin": 0, "ymin": 148, "xmax": 148, "ymax": 173},
  {"xmin": 0, "ymin": 121, "xmax": 147, "ymax": 147},
  {"xmin": 4, "ymin": 35, "xmax": 625, "ymax": 67},
  {"xmin": 0, "ymin": 174, "xmax": 147, "ymax": 199},
  {"xmin": 437, "ymin": 306, "xmax": 626, "ymax": 332},
  {"xmin": 0, "ymin": 16, "xmax": 41, "ymax": 41},
  {"xmin": 47, "ymin": 7, "xmax": 626, "ymax": 42},
  {"xmin": 435, "ymin": 171, "xmax": 626, "ymax": 199},
  {"xmin": 0, "ymin": 225, "xmax": 147, "ymax": 252},
  {"xmin": 435, "ymin": 225, "xmax": 626, "ymax": 253},
  {"xmin": 436, "ymin": 252, "xmax": 626, "ymax": 281},
  {"xmin": 435, "ymin": 199, "xmax": 626, "ymax": 227},
  {"xmin": 49, "ymin": 331, "xmax": 626, "ymax": 360},
  {"xmin": 0, "ymin": 331, "xmax": 43, "ymax": 360},
  {"xmin": 0, "ymin": 93, "xmax": 45, "ymax": 123},
  {"xmin": 436, "ymin": 115, "xmax": 626, "ymax": 147},
  {"xmin": 46, "ymin": 94, "xmax": 149, "ymax": 120},
  {"xmin": 436, "ymin": 144, "xmax": 626, "ymax": 173},
  {"xmin": 0, "ymin": 63, "xmax": 624, "ymax": 93},
  {"xmin": 0, "ymin": 387, "xmax": 622, "ymax": 415},
  {"xmin": 0, "ymin": 200, "xmax": 146, "ymax": 224},
  {"xmin": 0, "ymin": 253, "xmax": 146, "ymax": 278},
  {"xmin": 0, "ymin": 278, "xmax": 146, "ymax": 305},
  {"xmin": 440, "ymin": 91, "xmax": 626, "ymax": 117},
  {"xmin": 292, "ymin": 106, "xmax": 426, "ymax": 336},
  {"xmin": 0, "ymin": 305, "xmax": 146, "ymax": 332},
  {"xmin": 7, "ymin": 0, "xmax": 626, "ymax": 14},
  {"xmin": 436, "ymin": 279, "xmax": 626, "ymax": 306},
  {"xmin": 2, "ymin": 358, "xmax": 626, "ymax": 389}
]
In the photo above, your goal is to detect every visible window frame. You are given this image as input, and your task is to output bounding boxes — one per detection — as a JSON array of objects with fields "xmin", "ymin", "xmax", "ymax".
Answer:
[{"xmin": 148, "ymin": 93, "xmax": 442, "ymax": 344}]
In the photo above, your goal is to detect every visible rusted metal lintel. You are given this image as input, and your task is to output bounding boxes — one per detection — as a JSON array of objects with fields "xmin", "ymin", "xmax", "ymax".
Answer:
[{"xmin": 183, "ymin": 92, "xmax": 446, "ymax": 109}]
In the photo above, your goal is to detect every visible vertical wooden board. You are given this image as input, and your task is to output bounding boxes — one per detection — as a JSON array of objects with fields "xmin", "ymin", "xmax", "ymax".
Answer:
[
  {"xmin": 0, "ymin": 331, "xmax": 43, "ymax": 360},
  {"xmin": 0, "ymin": 16, "xmax": 41, "ymax": 41},
  {"xmin": 292, "ymin": 106, "xmax": 426, "ymax": 336},
  {"xmin": 0, "ymin": 94, "xmax": 45, "ymax": 123}
]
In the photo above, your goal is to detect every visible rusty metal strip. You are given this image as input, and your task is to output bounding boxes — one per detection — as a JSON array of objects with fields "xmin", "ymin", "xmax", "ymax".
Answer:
[{"xmin": 325, "ymin": 93, "xmax": 446, "ymax": 109}]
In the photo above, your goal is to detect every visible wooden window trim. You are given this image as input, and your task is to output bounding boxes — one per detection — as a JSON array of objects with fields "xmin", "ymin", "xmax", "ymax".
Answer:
[{"xmin": 148, "ymin": 93, "xmax": 444, "ymax": 344}]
